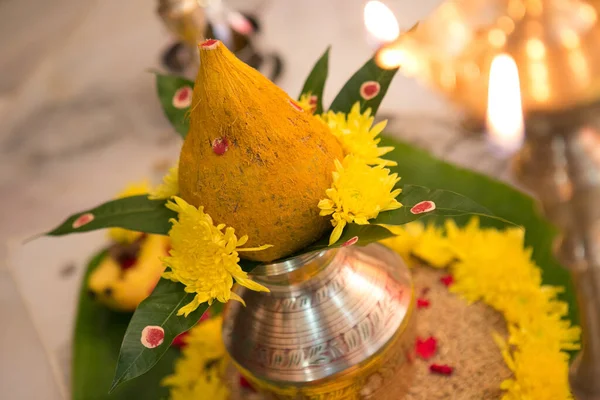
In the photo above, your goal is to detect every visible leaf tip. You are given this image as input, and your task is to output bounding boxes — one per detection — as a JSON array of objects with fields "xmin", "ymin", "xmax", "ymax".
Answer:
[
  {"xmin": 23, "ymin": 232, "xmax": 44, "ymax": 243},
  {"xmin": 108, "ymin": 376, "xmax": 122, "ymax": 394},
  {"xmin": 147, "ymin": 68, "xmax": 161, "ymax": 76}
]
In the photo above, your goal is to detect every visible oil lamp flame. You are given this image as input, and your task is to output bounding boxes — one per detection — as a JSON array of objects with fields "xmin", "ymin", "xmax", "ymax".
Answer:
[
  {"xmin": 364, "ymin": 1, "xmax": 400, "ymax": 46},
  {"xmin": 486, "ymin": 54, "xmax": 524, "ymax": 154}
]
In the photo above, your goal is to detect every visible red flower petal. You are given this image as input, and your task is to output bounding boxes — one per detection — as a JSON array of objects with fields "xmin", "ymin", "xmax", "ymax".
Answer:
[
  {"xmin": 119, "ymin": 255, "xmax": 137, "ymax": 270},
  {"xmin": 440, "ymin": 274, "xmax": 455, "ymax": 287},
  {"xmin": 417, "ymin": 297, "xmax": 430, "ymax": 309},
  {"xmin": 171, "ymin": 312, "xmax": 211, "ymax": 348},
  {"xmin": 199, "ymin": 311, "xmax": 211, "ymax": 322},
  {"xmin": 415, "ymin": 336, "xmax": 437, "ymax": 360},
  {"xmin": 405, "ymin": 349, "xmax": 416, "ymax": 363},
  {"xmin": 239, "ymin": 375, "xmax": 256, "ymax": 392},
  {"xmin": 171, "ymin": 331, "xmax": 189, "ymax": 348},
  {"xmin": 429, "ymin": 363, "xmax": 454, "ymax": 376}
]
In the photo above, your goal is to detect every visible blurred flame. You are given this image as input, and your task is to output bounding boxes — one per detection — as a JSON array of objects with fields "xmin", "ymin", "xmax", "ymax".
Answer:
[
  {"xmin": 486, "ymin": 54, "xmax": 524, "ymax": 154},
  {"xmin": 376, "ymin": 47, "xmax": 418, "ymax": 72},
  {"xmin": 364, "ymin": 1, "xmax": 400, "ymax": 44}
]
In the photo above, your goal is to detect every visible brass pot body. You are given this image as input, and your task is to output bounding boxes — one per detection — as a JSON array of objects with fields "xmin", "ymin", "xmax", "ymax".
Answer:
[{"xmin": 222, "ymin": 244, "xmax": 416, "ymax": 399}]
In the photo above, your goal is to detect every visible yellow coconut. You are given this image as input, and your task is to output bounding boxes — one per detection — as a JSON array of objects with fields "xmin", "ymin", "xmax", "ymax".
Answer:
[{"xmin": 178, "ymin": 39, "xmax": 344, "ymax": 262}]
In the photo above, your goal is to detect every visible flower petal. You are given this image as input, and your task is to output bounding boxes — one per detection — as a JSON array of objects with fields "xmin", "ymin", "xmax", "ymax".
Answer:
[
  {"xmin": 329, "ymin": 220, "xmax": 347, "ymax": 245},
  {"xmin": 235, "ymin": 276, "xmax": 270, "ymax": 293}
]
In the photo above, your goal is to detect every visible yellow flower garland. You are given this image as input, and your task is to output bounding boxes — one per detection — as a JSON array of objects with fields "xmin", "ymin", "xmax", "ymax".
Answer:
[
  {"xmin": 383, "ymin": 218, "xmax": 581, "ymax": 400},
  {"xmin": 162, "ymin": 316, "xmax": 230, "ymax": 400}
]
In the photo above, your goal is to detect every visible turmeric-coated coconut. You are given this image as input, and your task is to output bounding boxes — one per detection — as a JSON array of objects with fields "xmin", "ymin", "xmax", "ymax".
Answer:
[{"xmin": 178, "ymin": 39, "xmax": 344, "ymax": 262}]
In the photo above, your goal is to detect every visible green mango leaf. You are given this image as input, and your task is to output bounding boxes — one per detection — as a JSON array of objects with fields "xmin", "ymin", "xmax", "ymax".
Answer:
[
  {"xmin": 46, "ymin": 195, "xmax": 176, "ymax": 237},
  {"xmin": 298, "ymin": 47, "xmax": 330, "ymax": 115},
  {"xmin": 73, "ymin": 250, "xmax": 179, "ymax": 400},
  {"xmin": 381, "ymin": 137, "xmax": 578, "ymax": 328},
  {"xmin": 156, "ymin": 73, "xmax": 194, "ymax": 138},
  {"xmin": 299, "ymin": 185, "xmax": 505, "ymax": 253},
  {"xmin": 110, "ymin": 278, "xmax": 210, "ymax": 392},
  {"xmin": 328, "ymin": 55, "xmax": 398, "ymax": 116},
  {"xmin": 374, "ymin": 185, "xmax": 509, "ymax": 225}
]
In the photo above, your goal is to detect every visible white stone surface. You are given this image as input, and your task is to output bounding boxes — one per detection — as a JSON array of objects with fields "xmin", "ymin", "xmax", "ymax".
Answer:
[{"xmin": 0, "ymin": 0, "xmax": 510, "ymax": 399}]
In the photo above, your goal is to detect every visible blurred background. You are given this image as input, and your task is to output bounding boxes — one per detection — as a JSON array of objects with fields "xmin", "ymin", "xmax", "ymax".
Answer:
[{"xmin": 0, "ymin": 0, "xmax": 510, "ymax": 398}]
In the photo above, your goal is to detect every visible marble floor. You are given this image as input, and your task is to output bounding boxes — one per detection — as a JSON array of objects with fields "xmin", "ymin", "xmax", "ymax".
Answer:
[{"xmin": 0, "ymin": 0, "xmax": 509, "ymax": 399}]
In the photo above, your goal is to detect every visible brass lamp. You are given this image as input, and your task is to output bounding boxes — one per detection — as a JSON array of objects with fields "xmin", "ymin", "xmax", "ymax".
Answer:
[
  {"xmin": 377, "ymin": 0, "xmax": 600, "ymax": 398},
  {"xmin": 377, "ymin": 0, "xmax": 600, "ymax": 118}
]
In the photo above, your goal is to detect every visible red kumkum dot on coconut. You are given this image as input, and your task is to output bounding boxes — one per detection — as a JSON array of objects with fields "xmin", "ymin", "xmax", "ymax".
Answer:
[
  {"xmin": 172, "ymin": 86, "xmax": 192, "ymax": 109},
  {"xmin": 416, "ymin": 336, "xmax": 438, "ymax": 360},
  {"xmin": 289, "ymin": 99, "xmax": 304, "ymax": 112},
  {"xmin": 200, "ymin": 38, "xmax": 219, "ymax": 49},
  {"xmin": 342, "ymin": 236, "xmax": 359, "ymax": 247},
  {"xmin": 212, "ymin": 137, "xmax": 230, "ymax": 155},
  {"xmin": 417, "ymin": 297, "xmax": 430, "ymax": 309},
  {"xmin": 72, "ymin": 213, "xmax": 94, "ymax": 229},
  {"xmin": 429, "ymin": 363, "xmax": 454, "ymax": 376},
  {"xmin": 410, "ymin": 200, "xmax": 436, "ymax": 215},
  {"xmin": 141, "ymin": 325, "xmax": 165, "ymax": 349},
  {"xmin": 360, "ymin": 81, "xmax": 381, "ymax": 100},
  {"xmin": 440, "ymin": 274, "xmax": 455, "ymax": 287}
]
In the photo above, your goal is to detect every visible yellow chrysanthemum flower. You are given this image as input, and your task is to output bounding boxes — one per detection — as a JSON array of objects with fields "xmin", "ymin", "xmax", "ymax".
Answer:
[
  {"xmin": 320, "ymin": 102, "xmax": 395, "ymax": 166},
  {"xmin": 108, "ymin": 181, "xmax": 151, "ymax": 244},
  {"xmin": 381, "ymin": 223, "xmax": 455, "ymax": 268},
  {"xmin": 319, "ymin": 155, "xmax": 402, "ymax": 245},
  {"xmin": 163, "ymin": 196, "xmax": 272, "ymax": 316},
  {"xmin": 380, "ymin": 217, "xmax": 580, "ymax": 399},
  {"xmin": 496, "ymin": 322, "xmax": 579, "ymax": 400},
  {"xmin": 162, "ymin": 316, "xmax": 229, "ymax": 400},
  {"xmin": 379, "ymin": 223, "xmax": 425, "ymax": 267},
  {"xmin": 149, "ymin": 164, "xmax": 179, "ymax": 200},
  {"xmin": 411, "ymin": 224, "xmax": 455, "ymax": 268},
  {"xmin": 298, "ymin": 92, "xmax": 317, "ymax": 114}
]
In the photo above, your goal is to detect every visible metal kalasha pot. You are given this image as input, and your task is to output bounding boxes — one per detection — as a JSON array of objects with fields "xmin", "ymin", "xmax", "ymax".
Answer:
[{"xmin": 222, "ymin": 243, "xmax": 416, "ymax": 399}]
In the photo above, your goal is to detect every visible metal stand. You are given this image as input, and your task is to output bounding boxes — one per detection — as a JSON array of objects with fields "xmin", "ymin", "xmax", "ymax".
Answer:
[{"xmin": 513, "ymin": 104, "xmax": 600, "ymax": 399}]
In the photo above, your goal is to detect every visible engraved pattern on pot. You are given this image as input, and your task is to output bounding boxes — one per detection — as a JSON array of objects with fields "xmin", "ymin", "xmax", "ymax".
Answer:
[
  {"xmin": 252, "ymin": 281, "xmax": 407, "ymax": 370},
  {"xmin": 223, "ymin": 245, "xmax": 415, "ymax": 396}
]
